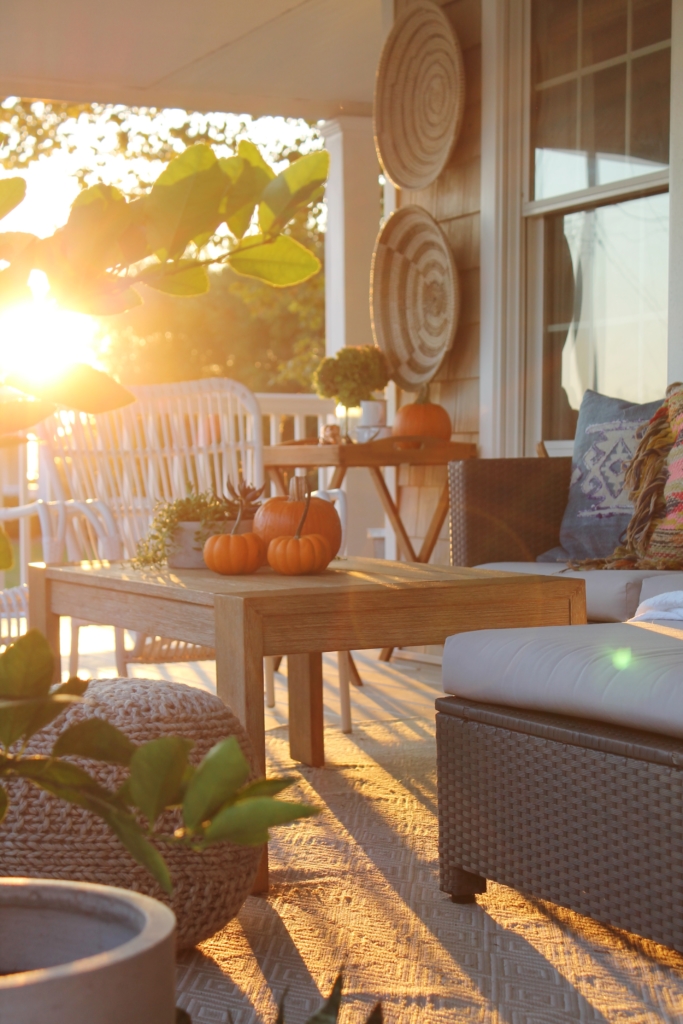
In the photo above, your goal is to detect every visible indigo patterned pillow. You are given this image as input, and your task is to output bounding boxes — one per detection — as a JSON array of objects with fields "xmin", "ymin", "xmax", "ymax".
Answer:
[{"xmin": 558, "ymin": 390, "xmax": 663, "ymax": 561}]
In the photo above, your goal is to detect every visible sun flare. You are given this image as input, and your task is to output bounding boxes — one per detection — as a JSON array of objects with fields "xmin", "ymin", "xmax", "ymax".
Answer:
[{"xmin": 0, "ymin": 271, "xmax": 99, "ymax": 386}]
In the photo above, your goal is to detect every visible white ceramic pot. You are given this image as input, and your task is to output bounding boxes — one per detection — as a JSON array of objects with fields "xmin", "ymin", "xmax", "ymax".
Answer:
[
  {"xmin": 359, "ymin": 399, "xmax": 387, "ymax": 427},
  {"xmin": 0, "ymin": 878, "xmax": 176, "ymax": 1024},
  {"xmin": 356, "ymin": 425, "xmax": 393, "ymax": 443},
  {"xmin": 167, "ymin": 519, "xmax": 254, "ymax": 569}
]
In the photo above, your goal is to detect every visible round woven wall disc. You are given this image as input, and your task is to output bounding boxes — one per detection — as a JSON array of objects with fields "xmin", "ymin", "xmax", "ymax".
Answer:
[
  {"xmin": 374, "ymin": 0, "xmax": 465, "ymax": 190},
  {"xmin": 370, "ymin": 205, "xmax": 459, "ymax": 391}
]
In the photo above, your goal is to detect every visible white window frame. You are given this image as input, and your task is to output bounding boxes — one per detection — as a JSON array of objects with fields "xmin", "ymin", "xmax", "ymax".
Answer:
[{"xmin": 480, "ymin": 0, "xmax": 683, "ymax": 457}]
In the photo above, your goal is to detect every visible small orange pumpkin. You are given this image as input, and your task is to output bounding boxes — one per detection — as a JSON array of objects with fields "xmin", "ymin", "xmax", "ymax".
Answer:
[
  {"xmin": 254, "ymin": 478, "xmax": 342, "ymax": 557},
  {"xmin": 267, "ymin": 483, "xmax": 334, "ymax": 575},
  {"xmin": 392, "ymin": 384, "xmax": 452, "ymax": 445},
  {"xmin": 203, "ymin": 532, "xmax": 264, "ymax": 575},
  {"xmin": 268, "ymin": 533, "xmax": 332, "ymax": 575}
]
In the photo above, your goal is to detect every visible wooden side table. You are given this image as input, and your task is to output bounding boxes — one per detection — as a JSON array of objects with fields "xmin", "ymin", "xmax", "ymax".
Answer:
[{"xmin": 263, "ymin": 436, "xmax": 477, "ymax": 566}]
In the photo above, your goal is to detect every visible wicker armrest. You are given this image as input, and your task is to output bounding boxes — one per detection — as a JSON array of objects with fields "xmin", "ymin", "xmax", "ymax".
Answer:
[{"xmin": 448, "ymin": 457, "xmax": 572, "ymax": 566}]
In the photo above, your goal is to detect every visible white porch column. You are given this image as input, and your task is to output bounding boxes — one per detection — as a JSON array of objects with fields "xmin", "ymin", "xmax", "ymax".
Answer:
[{"xmin": 320, "ymin": 116, "xmax": 380, "ymax": 356}]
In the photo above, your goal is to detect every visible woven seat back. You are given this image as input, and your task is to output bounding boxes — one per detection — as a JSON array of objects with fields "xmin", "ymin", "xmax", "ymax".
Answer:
[{"xmin": 37, "ymin": 378, "xmax": 264, "ymax": 560}]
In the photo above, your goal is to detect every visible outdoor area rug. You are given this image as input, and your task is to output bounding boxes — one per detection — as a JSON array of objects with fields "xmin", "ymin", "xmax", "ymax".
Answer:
[{"xmin": 175, "ymin": 712, "xmax": 683, "ymax": 1024}]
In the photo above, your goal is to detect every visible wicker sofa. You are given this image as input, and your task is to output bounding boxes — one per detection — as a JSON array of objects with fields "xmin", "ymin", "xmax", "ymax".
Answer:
[
  {"xmin": 439, "ymin": 458, "xmax": 683, "ymax": 951},
  {"xmin": 448, "ymin": 457, "xmax": 679, "ymax": 621}
]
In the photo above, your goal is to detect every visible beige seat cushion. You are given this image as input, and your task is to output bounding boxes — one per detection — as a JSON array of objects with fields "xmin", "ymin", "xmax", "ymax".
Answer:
[
  {"xmin": 476, "ymin": 562, "xmax": 678, "ymax": 622},
  {"xmin": 442, "ymin": 621, "xmax": 683, "ymax": 738}
]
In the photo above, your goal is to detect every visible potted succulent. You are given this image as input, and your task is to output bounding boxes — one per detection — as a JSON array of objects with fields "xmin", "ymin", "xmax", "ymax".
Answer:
[
  {"xmin": 313, "ymin": 346, "xmax": 389, "ymax": 440},
  {"xmin": 0, "ymin": 629, "xmax": 316, "ymax": 1021},
  {"xmin": 133, "ymin": 480, "xmax": 265, "ymax": 570}
]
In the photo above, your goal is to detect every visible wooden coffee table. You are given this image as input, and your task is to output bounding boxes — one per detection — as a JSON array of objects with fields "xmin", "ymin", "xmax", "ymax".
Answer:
[
  {"xmin": 29, "ymin": 558, "xmax": 585, "ymax": 772},
  {"xmin": 29, "ymin": 558, "xmax": 585, "ymax": 889}
]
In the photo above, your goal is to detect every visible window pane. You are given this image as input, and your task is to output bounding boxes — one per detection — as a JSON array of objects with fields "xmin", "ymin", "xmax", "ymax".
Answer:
[
  {"xmin": 582, "ymin": 0, "xmax": 627, "ymax": 65},
  {"xmin": 532, "ymin": 0, "xmax": 578, "ymax": 82},
  {"xmin": 531, "ymin": 0, "xmax": 671, "ymax": 200},
  {"xmin": 581, "ymin": 65, "xmax": 626, "ymax": 169},
  {"xmin": 543, "ymin": 193, "xmax": 669, "ymax": 438},
  {"xmin": 631, "ymin": 49, "xmax": 671, "ymax": 165},
  {"xmin": 632, "ymin": 0, "xmax": 671, "ymax": 49},
  {"xmin": 534, "ymin": 82, "xmax": 585, "ymax": 199}
]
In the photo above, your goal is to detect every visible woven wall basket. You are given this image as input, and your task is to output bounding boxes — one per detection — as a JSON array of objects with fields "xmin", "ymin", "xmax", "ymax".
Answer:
[
  {"xmin": 374, "ymin": 0, "xmax": 465, "ymax": 190},
  {"xmin": 370, "ymin": 205, "xmax": 459, "ymax": 391},
  {"xmin": 0, "ymin": 679, "xmax": 262, "ymax": 949}
]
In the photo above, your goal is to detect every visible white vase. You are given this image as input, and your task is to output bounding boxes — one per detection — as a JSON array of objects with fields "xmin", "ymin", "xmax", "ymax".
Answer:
[
  {"xmin": 167, "ymin": 519, "xmax": 254, "ymax": 569},
  {"xmin": 0, "ymin": 878, "xmax": 175, "ymax": 1024},
  {"xmin": 359, "ymin": 399, "xmax": 387, "ymax": 427}
]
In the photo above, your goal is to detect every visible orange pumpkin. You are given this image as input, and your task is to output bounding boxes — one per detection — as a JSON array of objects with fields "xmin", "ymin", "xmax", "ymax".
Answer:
[
  {"xmin": 392, "ymin": 386, "xmax": 452, "ymax": 443},
  {"xmin": 267, "ymin": 534, "xmax": 332, "ymax": 575},
  {"xmin": 203, "ymin": 532, "xmax": 263, "ymax": 575},
  {"xmin": 254, "ymin": 490, "xmax": 342, "ymax": 557}
]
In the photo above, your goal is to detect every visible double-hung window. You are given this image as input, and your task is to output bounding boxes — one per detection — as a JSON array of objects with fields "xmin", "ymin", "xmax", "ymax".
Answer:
[{"xmin": 525, "ymin": 0, "xmax": 672, "ymax": 441}]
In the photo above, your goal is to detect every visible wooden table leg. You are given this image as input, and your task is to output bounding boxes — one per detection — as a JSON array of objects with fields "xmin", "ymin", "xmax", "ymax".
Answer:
[
  {"xmin": 329, "ymin": 465, "xmax": 347, "ymax": 490},
  {"xmin": 379, "ymin": 481, "xmax": 451, "ymax": 662},
  {"xmin": 287, "ymin": 652, "xmax": 324, "ymax": 767},
  {"xmin": 213, "ymin": 595, "xmax": 269, "ymax": 892},
  {"xmin": 268, "ymin": 467, "xmax": 287, "ymax": 496},
  {"xmin": 417, "ymin": 482, "xmax": 450, "ymax": 564},
  {"xmin": 368, "ymin": 466, "xmax": 417, "ymax": 563},
  {"xmin": 28, "ymin": 564, "xmax": 61, "ymax": 682}
]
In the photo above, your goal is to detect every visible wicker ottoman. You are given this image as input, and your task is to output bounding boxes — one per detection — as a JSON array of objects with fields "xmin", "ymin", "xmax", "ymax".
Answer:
[
  {"xmin": 0, "ymin": 679, "xmax": 262, "ymax": 948},
  {"xmin": 436, "ymin": 696, "xmax": 683, "ymax": 952}
]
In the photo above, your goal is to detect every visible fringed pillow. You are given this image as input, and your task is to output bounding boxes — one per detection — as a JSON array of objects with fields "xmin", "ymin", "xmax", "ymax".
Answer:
[{"xmin": 578, "ymin": 382, "xmax": 683, "ymax": 569}]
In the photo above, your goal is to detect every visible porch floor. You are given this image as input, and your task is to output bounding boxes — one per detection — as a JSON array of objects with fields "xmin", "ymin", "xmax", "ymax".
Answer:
[{"xmin": 70, "ymin": 625, "xmax": 683, "ymax": 1023}]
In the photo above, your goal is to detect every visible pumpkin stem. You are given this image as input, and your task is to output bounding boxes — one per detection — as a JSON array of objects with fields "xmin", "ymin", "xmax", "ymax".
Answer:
[
  {"xmin": 294, "ymin": 485, "xmax": 311, "ymax": 540},
  {"xmin": 416, "ymin": 383, "xmax": 431, "ymax": 405},
  {"xmin": 231, "ymin": 501, "xmax": 243, "ymax": 536}
]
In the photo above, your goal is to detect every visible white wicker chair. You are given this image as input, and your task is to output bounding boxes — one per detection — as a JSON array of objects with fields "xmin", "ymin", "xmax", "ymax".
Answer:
[
  {"xmin": 0, "ymin": 499, "xmax": 75, "ymax": 649},
  {"xmin": 36, "ymin": 378, "xmax": 263, "ymax": 676}
]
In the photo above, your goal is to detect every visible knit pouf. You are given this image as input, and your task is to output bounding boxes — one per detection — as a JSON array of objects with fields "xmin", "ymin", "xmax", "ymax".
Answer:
[{"xmin": 0, "ymin": 679, "xmax": 262, "ymax": 948}]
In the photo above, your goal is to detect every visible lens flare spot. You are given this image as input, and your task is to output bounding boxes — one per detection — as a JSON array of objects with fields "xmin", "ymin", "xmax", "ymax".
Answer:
[{"xmin": 612, "ymin": 648, "xmax": 633, "ymax": 670}]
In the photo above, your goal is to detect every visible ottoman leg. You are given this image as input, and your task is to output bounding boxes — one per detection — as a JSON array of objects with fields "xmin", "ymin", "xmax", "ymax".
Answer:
[{"xmin": 443, "ymin": 866, "xmax": 487, "ymax": 904}]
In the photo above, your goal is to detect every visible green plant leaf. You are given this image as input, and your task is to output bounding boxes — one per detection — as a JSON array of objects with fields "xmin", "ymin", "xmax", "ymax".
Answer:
[
  {"xmin": 61, "ymin": 183, "xmax": 131, "ymax": 271},
  {"xmin": 14, "ymin": 755, "xmax": 172, "ymax": 892},
  {"xmin": 53, "ymin": 717, "xmax": 137, "ymax": 766},
  {"xmin": 182, "ymin": 736, "xmax": 251, "ymax": 831},
  {"xmin": 259, "ymin": 151, "xmax": 329, "ymax": 237},
  {"xmin": 18, "ymin": 676, "xmax": 89, "ymax": 742},
  {"xmin": 235, "ymin": 777, "xmax": 295, "ymax": 800},
  {"xmin": 237, "ymin": 140, "xmax": 275, "ymax": 181},
  {"xmin": 100, "ymin": 804, "xmax": 172, "ymax": 894},
  {"xmin": 0, "ymin": 785, "xmax": 8, "ymax": 825},
  {"xmin": 128, "ymin": 735, "xmax": 194, "ymax": 826},
  {"xmin": 0, "ymin": 630, "xmax": 54, "ymax": 700},
  {"xmin": 8, "ymin": 364, "xmax": 135, "ymax": 414},
  {"xmin": 227, "ymin": 234, "xmax": 320, "ymax": 287},
  {"xmin": 219, "ymin": 151, "xmax": 273, "ymax": 240},
  {"xmin": 0, "ymin": 231, "xmax": 38, "ymax": 261},
  {"xmin": 147, "ymin": 144, "xmax": 229, "ymax": 260},
  {"xmin": 13, "ymin": 755, "xmax": 121, "ymax": 809},
  {"xmin": 137, "ymin": 260, "xmax": 209, "ymax": 296},
  {"xmin": 0, "ymin": 694, "xmax": 84, "ymax": 749},
  {"xmin": 0, "ymin": 399, "xmax": 55, "ymax": 435},
  {"xmin": 0, "ymin": 178, "xmax": 26, "ymax": 221},
  {"xmin": 0, "ymin": 526, "xmax": 12, "ymax": 571},
  {"xmin": 306, "ymin": 974, "xmax": 343, "ymax": 1024},
  {"xmin": 204, "ymin": 797, "xmax": 318, "ymax": 846}
]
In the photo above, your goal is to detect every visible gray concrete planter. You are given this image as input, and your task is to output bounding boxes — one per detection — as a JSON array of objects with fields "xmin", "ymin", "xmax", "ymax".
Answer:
[
  {"xmin": 0, "ymin": 878, "xmax": 176, "ymax": 1024},
  {"xmin": 167, "ymin": 519, "xmax": 254, "ymax": 569}
]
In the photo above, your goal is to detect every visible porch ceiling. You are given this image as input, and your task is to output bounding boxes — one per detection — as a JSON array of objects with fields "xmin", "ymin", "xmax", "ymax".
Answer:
[{"xmin": 0, "ymin": 0, "xmax": 383, "ymax": 119}]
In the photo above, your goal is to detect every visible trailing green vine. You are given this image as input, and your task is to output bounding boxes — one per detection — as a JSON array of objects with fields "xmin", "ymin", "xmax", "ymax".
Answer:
[{"xmin": 132, "ymin": 481, "xmax": 264, "ymax": 569}]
